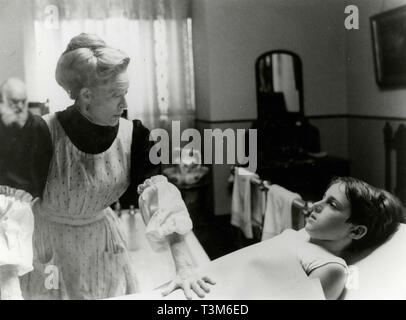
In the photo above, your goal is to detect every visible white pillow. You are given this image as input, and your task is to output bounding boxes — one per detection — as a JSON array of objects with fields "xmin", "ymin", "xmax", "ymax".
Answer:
[{"xmin": 342, "ymin": 224, "xmax": 406, "ymax": 300}]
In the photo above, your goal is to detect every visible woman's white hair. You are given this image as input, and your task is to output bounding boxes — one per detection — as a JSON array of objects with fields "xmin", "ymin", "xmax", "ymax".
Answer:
[{"xmin": 55, "ymin": 33, "xmax": 130, "ymax": 100}]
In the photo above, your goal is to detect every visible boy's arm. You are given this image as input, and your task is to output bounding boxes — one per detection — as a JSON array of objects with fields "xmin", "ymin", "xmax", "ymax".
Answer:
[{"xmin": 308, "ymin": 264, "xmax": 347, "ymax": 300}]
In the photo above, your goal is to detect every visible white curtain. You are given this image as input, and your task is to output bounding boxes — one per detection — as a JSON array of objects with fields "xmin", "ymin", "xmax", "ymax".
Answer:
[{"xmin": 23, "ymin": 0, "xmax": 195, "ymax": 130}]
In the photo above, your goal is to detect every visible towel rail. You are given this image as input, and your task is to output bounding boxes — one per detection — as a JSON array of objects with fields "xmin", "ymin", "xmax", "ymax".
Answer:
[
  {"xmin": 230, "ymin": 166, "xmax": 312, "ymax": 216},
  {"xmin": 230, "ymin": 166, "xmax": 313, "ymax": 240}
]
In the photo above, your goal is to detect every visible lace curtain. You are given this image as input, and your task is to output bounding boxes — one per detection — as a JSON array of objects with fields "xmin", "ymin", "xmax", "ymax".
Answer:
[{"xmin": 24, "ymin": 0, "xmax": 195, "ymax": 129}]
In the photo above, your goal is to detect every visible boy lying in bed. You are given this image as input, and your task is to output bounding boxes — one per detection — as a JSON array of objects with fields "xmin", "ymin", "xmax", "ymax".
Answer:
[
  {"xmin": 104, "ymin": 176, "xmax": 404, "ymax": 300},
  {"xmin": 290, "ymin": 176, "xmax": 404, "ymax": 299}
]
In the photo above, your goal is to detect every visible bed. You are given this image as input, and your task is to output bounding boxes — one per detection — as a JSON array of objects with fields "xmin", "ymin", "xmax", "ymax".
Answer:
[
  {"xmin": 340, "ymin": 223, "xmax": 406, "ymax": 300},
  {"xmin": 113, "ymin": 225, "xmax": 325, "ymax": 300},
  {"xmin": 115, "ymin": 207, "xmax": 406, "ymax": 300}
]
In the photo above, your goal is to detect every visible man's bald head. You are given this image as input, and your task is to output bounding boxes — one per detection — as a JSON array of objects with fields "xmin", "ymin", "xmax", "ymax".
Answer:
[
  {"xmin": 0, "ymin": 78, "xmax": 29, "ymax": 127},
  {"xmin": 1, "ymin": 78, "xmax": 27, "ymax": 101}
]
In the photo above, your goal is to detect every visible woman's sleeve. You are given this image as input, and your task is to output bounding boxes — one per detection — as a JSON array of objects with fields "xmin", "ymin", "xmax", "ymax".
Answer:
[
  {"xmin": 119, "ymin": 120, "xmax": 161, "ymax": 208},
  {"xmin": 137, "ymin": 175, "xmax": 193, "ymax": 250},
  {"xmin": 29, "ymin": 115, "xmax": 52, "ymax": 199}
]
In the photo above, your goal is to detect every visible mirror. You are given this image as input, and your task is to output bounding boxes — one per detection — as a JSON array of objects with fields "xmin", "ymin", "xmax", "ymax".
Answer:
[{"xmin": 255, "ymin": 50, "xmax": 304, "ymax": 118}]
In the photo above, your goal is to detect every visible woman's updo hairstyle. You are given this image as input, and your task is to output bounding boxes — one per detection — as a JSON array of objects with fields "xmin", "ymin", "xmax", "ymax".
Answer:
[
  {"xmin": 55, "ymin": 33, "xmax": 130, "ymax": 100},
  {"xmin": 329, "ymin": 177, "xmax": 405, "ymax": 252}
]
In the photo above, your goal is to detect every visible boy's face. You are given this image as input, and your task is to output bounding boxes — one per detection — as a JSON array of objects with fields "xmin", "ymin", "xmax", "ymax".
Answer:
[{"xmin": 305, "ymin": 183, "xmax": 353, "ymax": 241}]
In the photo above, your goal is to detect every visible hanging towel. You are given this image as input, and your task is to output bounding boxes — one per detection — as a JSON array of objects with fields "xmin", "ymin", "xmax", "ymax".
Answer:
[
  {"xmin": 261, "ymin": 185, "xmax": 301, "ymax": 241},
  {"xmin": 231, "ymin": 168, "xmax": 262, "ymax": 239},
  {"xmin": 251, "ymin": 183, "xmax": 266, "ymax": 240}
]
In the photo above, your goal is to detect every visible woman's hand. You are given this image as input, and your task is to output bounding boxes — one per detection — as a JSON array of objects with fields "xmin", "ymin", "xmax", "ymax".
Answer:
[
  {"xmin": 164, "ymin": 230, "xmax": 215, "ymax": 299},
  {"xmin": 161, "ymin": 267, "xmax": 216, "ymax": 299}
]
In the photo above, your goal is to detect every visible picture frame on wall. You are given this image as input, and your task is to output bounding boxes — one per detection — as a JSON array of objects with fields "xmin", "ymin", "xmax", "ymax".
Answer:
[{"xmin": 370, "ymin": 5, "xmax": 406, "ymax": 88}]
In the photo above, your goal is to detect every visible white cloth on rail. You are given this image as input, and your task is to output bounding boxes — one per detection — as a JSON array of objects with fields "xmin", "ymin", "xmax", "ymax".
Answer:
[
  {"xmin": 262, "ymin": 184, "xmax": 301, "ymax": 241},
  {"xmin": 231, "ymin": 168, "xmax": 262, "ymax": 239}
]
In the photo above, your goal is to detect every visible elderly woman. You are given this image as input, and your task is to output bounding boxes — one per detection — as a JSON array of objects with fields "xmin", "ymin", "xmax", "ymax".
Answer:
[{"xmin": 21, "ymin": 33, "xmax": 214, "ymax": 300}]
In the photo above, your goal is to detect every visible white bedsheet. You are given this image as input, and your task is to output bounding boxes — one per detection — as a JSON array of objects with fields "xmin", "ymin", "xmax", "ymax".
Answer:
[{"xmin": 113, "ymin": 230, "xmax": 325, "ymax": 300}]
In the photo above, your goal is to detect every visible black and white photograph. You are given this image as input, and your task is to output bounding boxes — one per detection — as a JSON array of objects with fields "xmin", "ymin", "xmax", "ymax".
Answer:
[{"xmin": 0, "ymin": 0, "xmax": 406, "ymax": 306}]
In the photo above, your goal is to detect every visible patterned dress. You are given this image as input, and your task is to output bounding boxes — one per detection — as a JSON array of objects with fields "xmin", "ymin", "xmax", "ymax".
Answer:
[{"xmin": 22, "ymin": 113, "xmax": 137, "ymax": 300}]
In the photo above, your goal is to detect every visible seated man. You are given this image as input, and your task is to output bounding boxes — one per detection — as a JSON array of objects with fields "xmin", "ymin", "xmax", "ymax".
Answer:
[{"xmin": 0, "ymin": 78, "xmax": 52, "ymax": 198}]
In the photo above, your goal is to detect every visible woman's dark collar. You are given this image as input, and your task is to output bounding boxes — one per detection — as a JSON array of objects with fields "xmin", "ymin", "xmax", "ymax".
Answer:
[{"xmin": 58, "ymin": 105, "xmax": 119, "ymax": 132}]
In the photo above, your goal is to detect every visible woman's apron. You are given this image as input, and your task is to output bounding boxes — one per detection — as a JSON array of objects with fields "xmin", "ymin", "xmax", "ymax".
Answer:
[{"xmin": 22, "ymin": 114, "xmax": 137, "ymax": 300}]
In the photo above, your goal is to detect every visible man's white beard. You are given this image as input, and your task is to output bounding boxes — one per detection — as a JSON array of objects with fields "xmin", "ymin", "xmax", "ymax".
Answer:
[{"xmin": 0, "ymin": 108, "xmax": 28, "ymax": 128}]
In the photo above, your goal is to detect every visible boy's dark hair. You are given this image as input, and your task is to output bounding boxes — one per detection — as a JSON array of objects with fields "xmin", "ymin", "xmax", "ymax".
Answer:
[{"xmin": 329, "ymin": 177, "xmax": 405, "ymax": 252}]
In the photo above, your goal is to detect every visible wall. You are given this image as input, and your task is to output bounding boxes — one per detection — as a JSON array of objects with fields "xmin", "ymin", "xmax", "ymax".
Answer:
[
  {"xmin": 192, "ymin": 0, "xmax": 211, "ymax": 121},
  {"xmin": 346, "ymin": 0, "xmax": 406, "ymax": 118},
  {"xmin": 0, "ymin": 0, "xmax": 25, "ymax": 85},
  {"xmin": 194, "ymin": 0, "xmax": 348, "ymax": 121},
  {"xmin": 346, "ymin": 0, "xmax": 406, "ymax": 189},
  {"xmin": 192, "ymin": 0, "xmax": 349, "ymax": 215}
]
